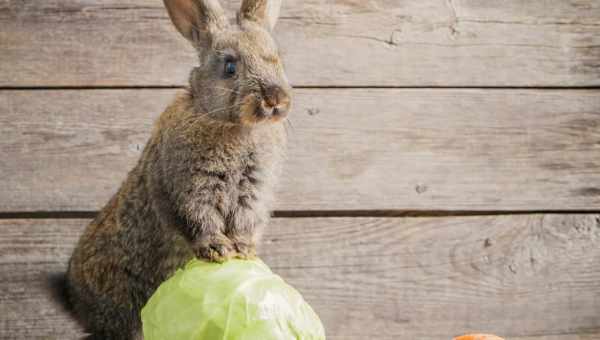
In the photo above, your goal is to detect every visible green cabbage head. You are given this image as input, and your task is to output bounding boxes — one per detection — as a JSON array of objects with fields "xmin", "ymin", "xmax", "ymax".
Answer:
[{"xmin": 141, "ymin": 258, "xmax": 326, "ymax": 340}]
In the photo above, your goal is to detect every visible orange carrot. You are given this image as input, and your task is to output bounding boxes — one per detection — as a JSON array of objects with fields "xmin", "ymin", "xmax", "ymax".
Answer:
[{"xmin": 454, "ymin": 334, "xmax": 504, "ymax": 340}]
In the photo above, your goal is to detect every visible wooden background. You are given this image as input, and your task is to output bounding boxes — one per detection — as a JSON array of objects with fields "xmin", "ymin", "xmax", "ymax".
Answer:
[{"xmin": 1, "ymin": 0, "xmax": 599, "ymax": 339}]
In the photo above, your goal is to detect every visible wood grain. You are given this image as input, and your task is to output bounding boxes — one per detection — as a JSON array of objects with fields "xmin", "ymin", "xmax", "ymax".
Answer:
[
  {"xmin": 1, "ymin": 0, "xmax": 600, "ymax": 87},
  {"xmin": 1, "ymin": 215, "xmax": 599, "ymax": 339},
  {"xmin": 1, "ymin": 88, "xmax": 599, "ymax": 212}
]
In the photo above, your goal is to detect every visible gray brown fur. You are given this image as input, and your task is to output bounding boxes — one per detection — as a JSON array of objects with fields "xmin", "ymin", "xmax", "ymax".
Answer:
[{"xmin": 66, "ymin": 0, "xmax": 290, "ymax": 338}]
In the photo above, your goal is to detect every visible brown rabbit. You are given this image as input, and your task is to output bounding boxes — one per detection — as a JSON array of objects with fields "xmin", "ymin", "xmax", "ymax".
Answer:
[{"xmin": 66, "ymin": 0, "xmax": 291, "ymax": 338}]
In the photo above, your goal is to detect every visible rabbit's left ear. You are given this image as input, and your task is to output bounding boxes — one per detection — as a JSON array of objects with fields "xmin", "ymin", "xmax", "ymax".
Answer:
[
  {"xmin": 163, "ymin": 0, "xmax": 228, "ymax": 47},
  {"xmin": 239, "ymin": 0, "xmax": 282, "ymax": 30}
]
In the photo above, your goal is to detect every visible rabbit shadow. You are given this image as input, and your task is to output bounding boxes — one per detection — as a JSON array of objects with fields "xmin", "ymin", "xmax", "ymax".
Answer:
[{"xmin": 45, "ymin": 271, "xmax": 90, "ymax": 339}]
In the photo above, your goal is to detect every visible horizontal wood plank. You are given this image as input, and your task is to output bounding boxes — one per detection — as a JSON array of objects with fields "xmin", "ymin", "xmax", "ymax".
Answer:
[
  {"xmin": 1, "ymin": 89, "xmax": 599, "ymax": 212},
  {"xmin": 1, "ymin": 0, "xmax": 600, "ymax": 87},
  {"xmin": 1, "ymin": 215, "xmax": 599, "ymax": 339}
]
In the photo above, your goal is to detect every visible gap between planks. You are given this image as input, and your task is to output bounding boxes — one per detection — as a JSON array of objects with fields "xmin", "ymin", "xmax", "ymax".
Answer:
[
  {"xmin": 1, "ymin": 86, "xmax": 600, "ymax": 91},
  {"xmin": 1, "ymin": 210, "xmax": 600, "ymax": 220}
]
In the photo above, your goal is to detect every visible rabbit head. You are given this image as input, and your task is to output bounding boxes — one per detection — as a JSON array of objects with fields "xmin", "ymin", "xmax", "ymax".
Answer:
[{"xmin": 164, "ymin": 0, "xmax": 292, "ymax": 125}]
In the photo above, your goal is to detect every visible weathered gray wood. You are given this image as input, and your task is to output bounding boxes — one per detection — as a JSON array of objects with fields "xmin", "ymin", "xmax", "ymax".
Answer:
[
  {"xmin": 1, "ymin": 89, "xmax": 599, "ymax": 212},
  {"xmin": 1, "ymin": 0, "xmax": 600, "ymax": 87},
  {"xmin": 1, "ymin": 215, "xmax": 599, "ymax": 339},
  {"xmin": 515, "ymin": 337, "xmax": 600, "ymax": 340}
]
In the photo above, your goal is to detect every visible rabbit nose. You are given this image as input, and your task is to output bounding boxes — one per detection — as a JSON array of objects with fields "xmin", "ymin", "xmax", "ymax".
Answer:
[{"xmin": 261, "ymin": 85, "xmax": 291, "ymax": 117}]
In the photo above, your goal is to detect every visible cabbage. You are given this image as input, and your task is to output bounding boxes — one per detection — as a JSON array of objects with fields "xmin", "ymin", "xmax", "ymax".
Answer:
[{"xmin": 141, "ymin": 258, "xmax": 326, "ymax": 340}]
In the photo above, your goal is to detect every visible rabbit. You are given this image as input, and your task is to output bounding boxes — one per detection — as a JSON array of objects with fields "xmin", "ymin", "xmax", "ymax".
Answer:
[{"xmin": 66, "ymin": 0, "xmax": 292, "ymax": 338}]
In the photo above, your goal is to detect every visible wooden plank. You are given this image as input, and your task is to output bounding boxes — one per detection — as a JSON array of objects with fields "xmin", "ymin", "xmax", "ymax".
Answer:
[
  {"xmin": 515, "ymin": 336, "xmax": 600, "ymax": 340},
  {"xmin": 1, "ymin": 0, "xmax": 599, "ymax": 87},
  {"xmin": 1, "ymin": 88, "xmax": 600, "ymax": 212},
  {"xmin": 1, "ymin": 215, "xmax": 599, "ymax": 339}
]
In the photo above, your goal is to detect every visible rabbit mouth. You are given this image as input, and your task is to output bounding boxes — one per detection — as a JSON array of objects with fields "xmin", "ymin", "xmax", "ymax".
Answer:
[{"xmin": 239, "ymin": 93, "xmax": 289, "ymax": 125}]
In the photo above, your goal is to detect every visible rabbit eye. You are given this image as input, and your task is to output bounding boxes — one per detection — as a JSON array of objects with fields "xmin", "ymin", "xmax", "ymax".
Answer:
[{"xmin": 224, "ymin": 60, "xmax": 237, "ymax": 77}]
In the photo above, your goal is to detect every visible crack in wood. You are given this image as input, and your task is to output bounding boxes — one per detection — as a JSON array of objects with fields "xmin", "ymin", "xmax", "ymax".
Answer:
[
  {"xmin": 460, "ymin": 18, "xmax": 600, "ymax": 27},
  {"xmin": 445, "ymin": 0, "xmax": 460, "ymax": 37}
]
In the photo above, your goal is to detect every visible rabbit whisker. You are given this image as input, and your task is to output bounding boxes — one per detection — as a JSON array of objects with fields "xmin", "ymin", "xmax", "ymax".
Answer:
[
  {"xmin": 203, "ymin": 103, "xmax": 244, "ymax": 115},
  {"xmin": 283, "ymin": 117, "xmax": 294, "ymax": 137},
  {"xmin": 198, "ymin": 85, "xmax": 240, "ymax": 95},
  {"xmin": 285, "ymin": 117, "xmax": 294, "ymax": 131}
]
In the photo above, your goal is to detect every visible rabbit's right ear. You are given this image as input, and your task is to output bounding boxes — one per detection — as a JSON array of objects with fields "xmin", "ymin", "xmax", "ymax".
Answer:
[{"xmin": 163, "ymin": 0, "xmax": 228, "ymax": 46}]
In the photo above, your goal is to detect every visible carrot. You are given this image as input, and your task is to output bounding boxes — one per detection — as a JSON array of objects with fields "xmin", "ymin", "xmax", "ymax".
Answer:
[{"xmin": 454, "ymin": 334, "xmax": 504, "ymax": 340}]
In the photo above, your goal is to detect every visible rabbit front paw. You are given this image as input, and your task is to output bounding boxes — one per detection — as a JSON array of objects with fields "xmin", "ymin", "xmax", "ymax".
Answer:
[
  {"xmin": 194, "ymin": 233, "xmax": 235, "ymax": 263},
  {"xmin": 231, "ymin": 238, "xmax": 257, "ymax": 260}
]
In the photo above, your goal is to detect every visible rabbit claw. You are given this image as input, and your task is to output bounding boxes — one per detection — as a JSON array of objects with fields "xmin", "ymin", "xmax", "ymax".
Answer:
[{"xmin": 195, "ymin": 234, "xmax": 235, "ymax": 263}]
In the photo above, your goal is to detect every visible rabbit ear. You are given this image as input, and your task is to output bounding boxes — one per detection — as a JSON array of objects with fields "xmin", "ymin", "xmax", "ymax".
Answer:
[
  {"xmin": 163, "ymin": 0, "xmax": 228, "ymax": 45},
  {"xmin": 239, "ymin": 0, "xmax": 282, "ymax": 30}
]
